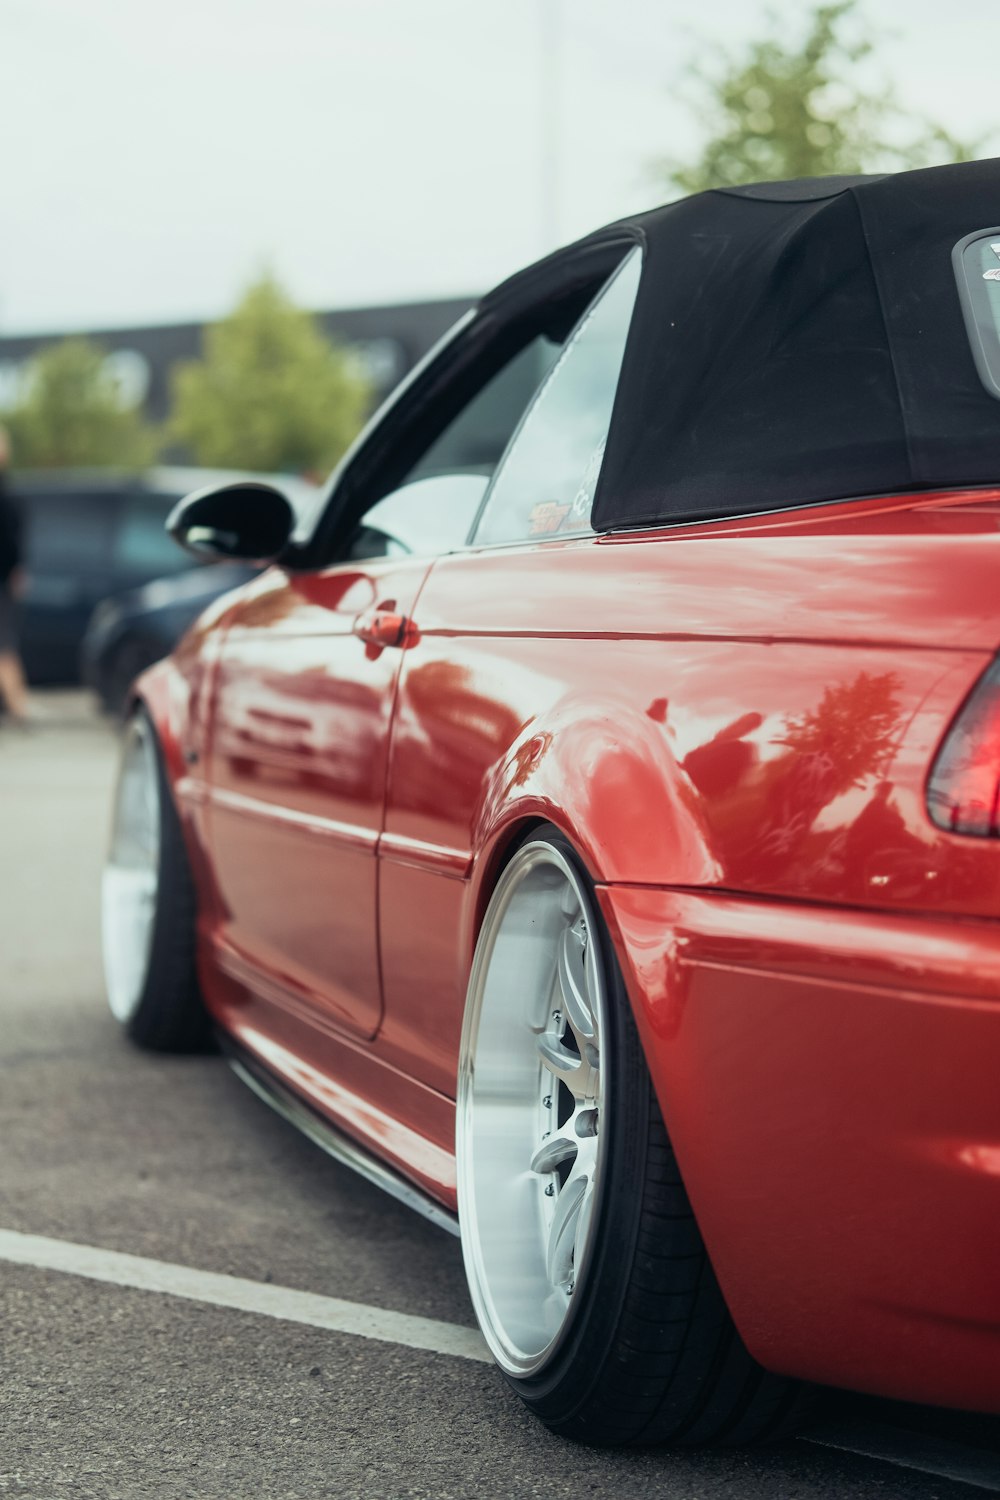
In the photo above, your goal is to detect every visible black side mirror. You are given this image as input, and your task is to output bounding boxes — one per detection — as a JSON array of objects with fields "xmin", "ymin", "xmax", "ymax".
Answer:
[{"xmin": 167, "ymin": 482, "xmax": 295, "ymax": 563}]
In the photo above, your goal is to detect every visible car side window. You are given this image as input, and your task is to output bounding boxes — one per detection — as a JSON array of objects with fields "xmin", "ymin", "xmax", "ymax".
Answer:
[
  {"xmin": 347, "ymin": 474, "xmax": 490, "ymax": 560},
  {"xmin": 24, "ymin": 492, "xmax": 117, "ymax": 572},
  {"xmin": 344, "ymin": 336, "xmax": 562, "ymax": 562},
  {"xmin": 472, "ymin": 247, "xmax": 642, "ymax": 547}
]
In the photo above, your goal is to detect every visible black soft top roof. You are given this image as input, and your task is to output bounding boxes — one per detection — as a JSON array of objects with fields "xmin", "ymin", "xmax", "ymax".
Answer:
[{"xmin": 497, "ymin": 159, "xmax": 1000, "ymax": 531}]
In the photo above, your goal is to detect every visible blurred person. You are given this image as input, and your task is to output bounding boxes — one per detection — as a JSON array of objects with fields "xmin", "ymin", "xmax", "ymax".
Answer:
[{"xmin": 0, "ymin": 427, "xmax": 30, "ymax": 724}]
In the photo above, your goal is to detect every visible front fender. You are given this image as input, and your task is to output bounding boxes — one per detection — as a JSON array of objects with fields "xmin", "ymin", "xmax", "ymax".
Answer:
[
  {"xmin": 128, "ymin": 583, "xmax": 241, "ymax": 795},
  {"xmin": 129, "ymin": 657, "xmax": 188, "ymax": 788}
]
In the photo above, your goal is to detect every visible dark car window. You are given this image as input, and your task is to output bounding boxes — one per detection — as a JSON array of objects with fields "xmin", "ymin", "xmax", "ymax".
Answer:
[
  {"xmin": 115, "ymin": 495, "xmax": 191, "ymax": 577},
  {"xmin": 473, "ymin": 248, "xmax": 642, "ymax": 547},
  {"xmin": 25, "ymin": 491, "xmax": 117, "ymax": 572},
  {"xmin": 345, "ymin": 336, "xmax": 561, "ymax": 561},
  {"xmin": 406, "ymin": 337, "xmax": 561, "ymax": 485}
]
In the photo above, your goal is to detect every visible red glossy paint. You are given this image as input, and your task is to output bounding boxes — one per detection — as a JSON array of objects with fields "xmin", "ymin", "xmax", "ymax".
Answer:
[
  {"xmin": 140, "ymin": 484, "xmax": 1000, "ymax": 1412},
  {"xmin": 202, "ymin": 559, "xmax": 432, "ymax": 1040},
  {"xmin": 601, "ymin": 883, "xmax": 1000, "ymax": 1411}
]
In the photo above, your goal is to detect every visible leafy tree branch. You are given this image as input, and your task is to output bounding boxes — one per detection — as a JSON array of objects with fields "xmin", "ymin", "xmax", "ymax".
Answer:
[{"xmin": 658, "ymin": 1, "xmax": 982, "ymax": 194}]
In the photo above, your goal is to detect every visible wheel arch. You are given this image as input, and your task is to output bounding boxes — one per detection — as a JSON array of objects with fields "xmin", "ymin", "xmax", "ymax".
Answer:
[
  {"xmin": 126, "ymin": 658, "xmax": 186, "ymax": 788},
  {"xmin": 464, "ymin": 699, "xmax": 720, "ymax": 965},
  {"xmin": 454, "ymin": 777, "xmax": 803, "ymax": 1439},
  {"xmin": 459, "ymin": 711, "xmax": 734, "ymax": 1326}
]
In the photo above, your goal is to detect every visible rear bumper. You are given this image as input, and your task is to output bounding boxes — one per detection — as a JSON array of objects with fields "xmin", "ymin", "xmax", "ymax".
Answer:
[{"xmin": 599, "ymin": 885, "xmax": 1000, "ymax": 1414}]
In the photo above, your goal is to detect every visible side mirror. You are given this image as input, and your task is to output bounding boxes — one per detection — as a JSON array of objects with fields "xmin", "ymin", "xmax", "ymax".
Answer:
[{"xmin": 167, "ymin": 482, "xmax": 295, "ymax": 563}]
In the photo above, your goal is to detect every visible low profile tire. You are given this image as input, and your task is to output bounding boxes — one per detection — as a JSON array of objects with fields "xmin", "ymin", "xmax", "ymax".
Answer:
[
  {"xmin": 457, "ymin": 825, "xmax": 803, "ymax": 1447},
  {"xmin": 102, "ymin": 708, "xmax": 211, "ymax": 1052}
]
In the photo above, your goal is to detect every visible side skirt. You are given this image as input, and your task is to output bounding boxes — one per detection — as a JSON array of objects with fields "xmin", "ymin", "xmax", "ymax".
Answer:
[{"xmin": 220, "ymin": 1035, "xmax": 461, "ymax": 1238}]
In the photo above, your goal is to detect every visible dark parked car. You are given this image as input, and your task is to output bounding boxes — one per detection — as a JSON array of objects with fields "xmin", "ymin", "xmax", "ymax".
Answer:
[
  {"xmin": 14, "ymin": 468, "xmax": 201, "ymax": 683},
  {"xmin": 13, "ymin": 467, "xmax": 317, "ymax": 685},
  {"xmin": 81, "ymin": 561, "xmax": 258, "ymax": 713}
]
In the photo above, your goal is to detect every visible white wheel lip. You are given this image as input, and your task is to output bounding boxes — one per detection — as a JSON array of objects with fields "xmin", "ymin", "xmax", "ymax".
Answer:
[
  {"xmin": 102, "ymin": 714, "xmax": 161, "ymax": 1024},
  {"xmin": 456, "ymin": 836, "xmax": 610, "ymax": 1379}
]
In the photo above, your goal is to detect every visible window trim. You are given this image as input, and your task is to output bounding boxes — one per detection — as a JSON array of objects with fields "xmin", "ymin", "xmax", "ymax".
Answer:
[
  {"xmin": 285, "ymin": 234, "xmax": 641, "ymax": 571},
  {"xmin": 953, "ymin": 226, "xmax": 1000, "ymax": 402},
  {"xmin": 466, "ymin": 244, "xmax": 644, "ymax": 550}
]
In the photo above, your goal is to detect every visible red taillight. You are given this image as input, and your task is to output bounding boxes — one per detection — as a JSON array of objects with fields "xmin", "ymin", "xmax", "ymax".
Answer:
[{"xmin": 927, "ymin": 660, "xmax": 1000, "ymax": 835}]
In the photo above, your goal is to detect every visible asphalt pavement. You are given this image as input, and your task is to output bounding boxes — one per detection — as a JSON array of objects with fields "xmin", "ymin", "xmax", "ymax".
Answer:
[{"xmin": 2, "ymin": 693, "xmax": 999, "ymax": 1500}]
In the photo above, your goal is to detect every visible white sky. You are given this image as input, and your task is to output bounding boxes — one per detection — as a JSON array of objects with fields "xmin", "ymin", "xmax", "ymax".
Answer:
[{"xmin": 2, "ymin": 0, "xmax": 998, "ymax": 334}]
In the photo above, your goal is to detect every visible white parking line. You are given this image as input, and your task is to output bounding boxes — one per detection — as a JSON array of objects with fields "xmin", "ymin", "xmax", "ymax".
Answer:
[
  {"xmin": 5, "ymin": 1227, "xmax": 999, "ymax": 1489},
  {"xmin": 0, "ymin": 1228, "xmax": 491, "ymax": 1364}
]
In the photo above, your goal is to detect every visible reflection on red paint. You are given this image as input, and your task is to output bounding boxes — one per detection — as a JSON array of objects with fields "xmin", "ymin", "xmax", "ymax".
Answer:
[{"xmin": 957, "ymin": 1144, "xmax": 1000, "ymax": 1177}]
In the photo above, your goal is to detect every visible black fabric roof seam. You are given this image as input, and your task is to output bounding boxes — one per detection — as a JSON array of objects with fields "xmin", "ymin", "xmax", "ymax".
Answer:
[{"xmin": 848, "ymin": 184, "xmax": 917, "ymax": 489}]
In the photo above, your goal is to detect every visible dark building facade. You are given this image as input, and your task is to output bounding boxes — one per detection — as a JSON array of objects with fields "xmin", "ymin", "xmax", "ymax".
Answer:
[{"xmin": 0, "ymin": 296, "xmax": 476, "ymax": 424}]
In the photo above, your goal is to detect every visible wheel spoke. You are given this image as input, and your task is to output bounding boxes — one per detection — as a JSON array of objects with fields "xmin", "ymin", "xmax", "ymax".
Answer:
[
  {"xmin": 530, "ymin": 1130, "xmax": 578, "ymax": 1175},
  {"xmin": 536, "ymin": 1032, "xmax": 582, "ymax": 1089},
  {"xmin": 557, "ymin": 922, "xmax": 595, "ymax": 1043},
  {"xmin": 545, "ymin": 1175, "xmax": 586, "ymax": 1288},
  {"xmin": 573, "ymin": 1176, "xmax": 597, "ymax": 1277},
  {"xmin": 538, "ymin": 1129, "xmax": 598, "ymax": 1292}
]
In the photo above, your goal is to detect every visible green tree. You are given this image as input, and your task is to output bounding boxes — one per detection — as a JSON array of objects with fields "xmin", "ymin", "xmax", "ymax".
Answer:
[
  {"xmin": 3, "ymin": 337, "xmax": 156, "ymax": 469},
  {"xmin": 169, "ymin": 274, "xmax": 372, "ymax": 475},
  {"xmin": 660, "ymin": 1, "xmax": 978, "ymax": 195}
]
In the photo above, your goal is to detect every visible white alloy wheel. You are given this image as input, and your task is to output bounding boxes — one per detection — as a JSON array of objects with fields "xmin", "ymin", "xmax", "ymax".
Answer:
[
  {"xmin": 102, "ymin": 713, "xmax": 162, "ymax": 1022},
  {"xmin": 457, "ymin": 835, "xmax": 609, "ymax": 1377}
]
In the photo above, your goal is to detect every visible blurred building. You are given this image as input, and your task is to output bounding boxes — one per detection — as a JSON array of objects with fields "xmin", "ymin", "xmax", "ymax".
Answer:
[{"xmin": 0, "ymin": 297, "xmax": 475, "ymax": 424}]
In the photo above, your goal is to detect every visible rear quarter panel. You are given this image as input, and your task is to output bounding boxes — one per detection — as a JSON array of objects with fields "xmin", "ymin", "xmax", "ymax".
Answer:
[
  {"xmin": 378, "ymin": 492, "xmax": 1000, "ymax": 1092},
  {"xmin": 377, "ymin": 491, "xmax": 1000, "ymax": 1405},
  {"xmin": 389, "ymin": 494, "xmax": 1000, "ymax": 901}
]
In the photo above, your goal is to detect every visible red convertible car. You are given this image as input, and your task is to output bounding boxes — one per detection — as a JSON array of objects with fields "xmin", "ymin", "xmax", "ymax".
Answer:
[{"xmin": 104, "ymin": 161, "xmax": 1000, "ymax": 1446}]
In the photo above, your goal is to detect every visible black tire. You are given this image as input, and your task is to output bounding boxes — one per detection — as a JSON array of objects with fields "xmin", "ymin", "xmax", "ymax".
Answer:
[
  {"xmin": 104, "ymin": 708, "xmax": 212, "ymax": 1053},
  {"xmin": 462, "ymin": 824, "xmax": 806, "ymax": 1447}
]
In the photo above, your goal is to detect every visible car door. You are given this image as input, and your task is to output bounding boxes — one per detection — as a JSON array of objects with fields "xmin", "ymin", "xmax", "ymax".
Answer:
[
  {"xmin": 203, "ymin": 327, "xmax": 571, "ymax": 1043},
  {"xmin": 375, "ymin": 247, "xmax": 645, "ymax": 1094},
  {"xmin": 206, "ymin": 553, "xmax": 434, "ymax": 1039}
]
